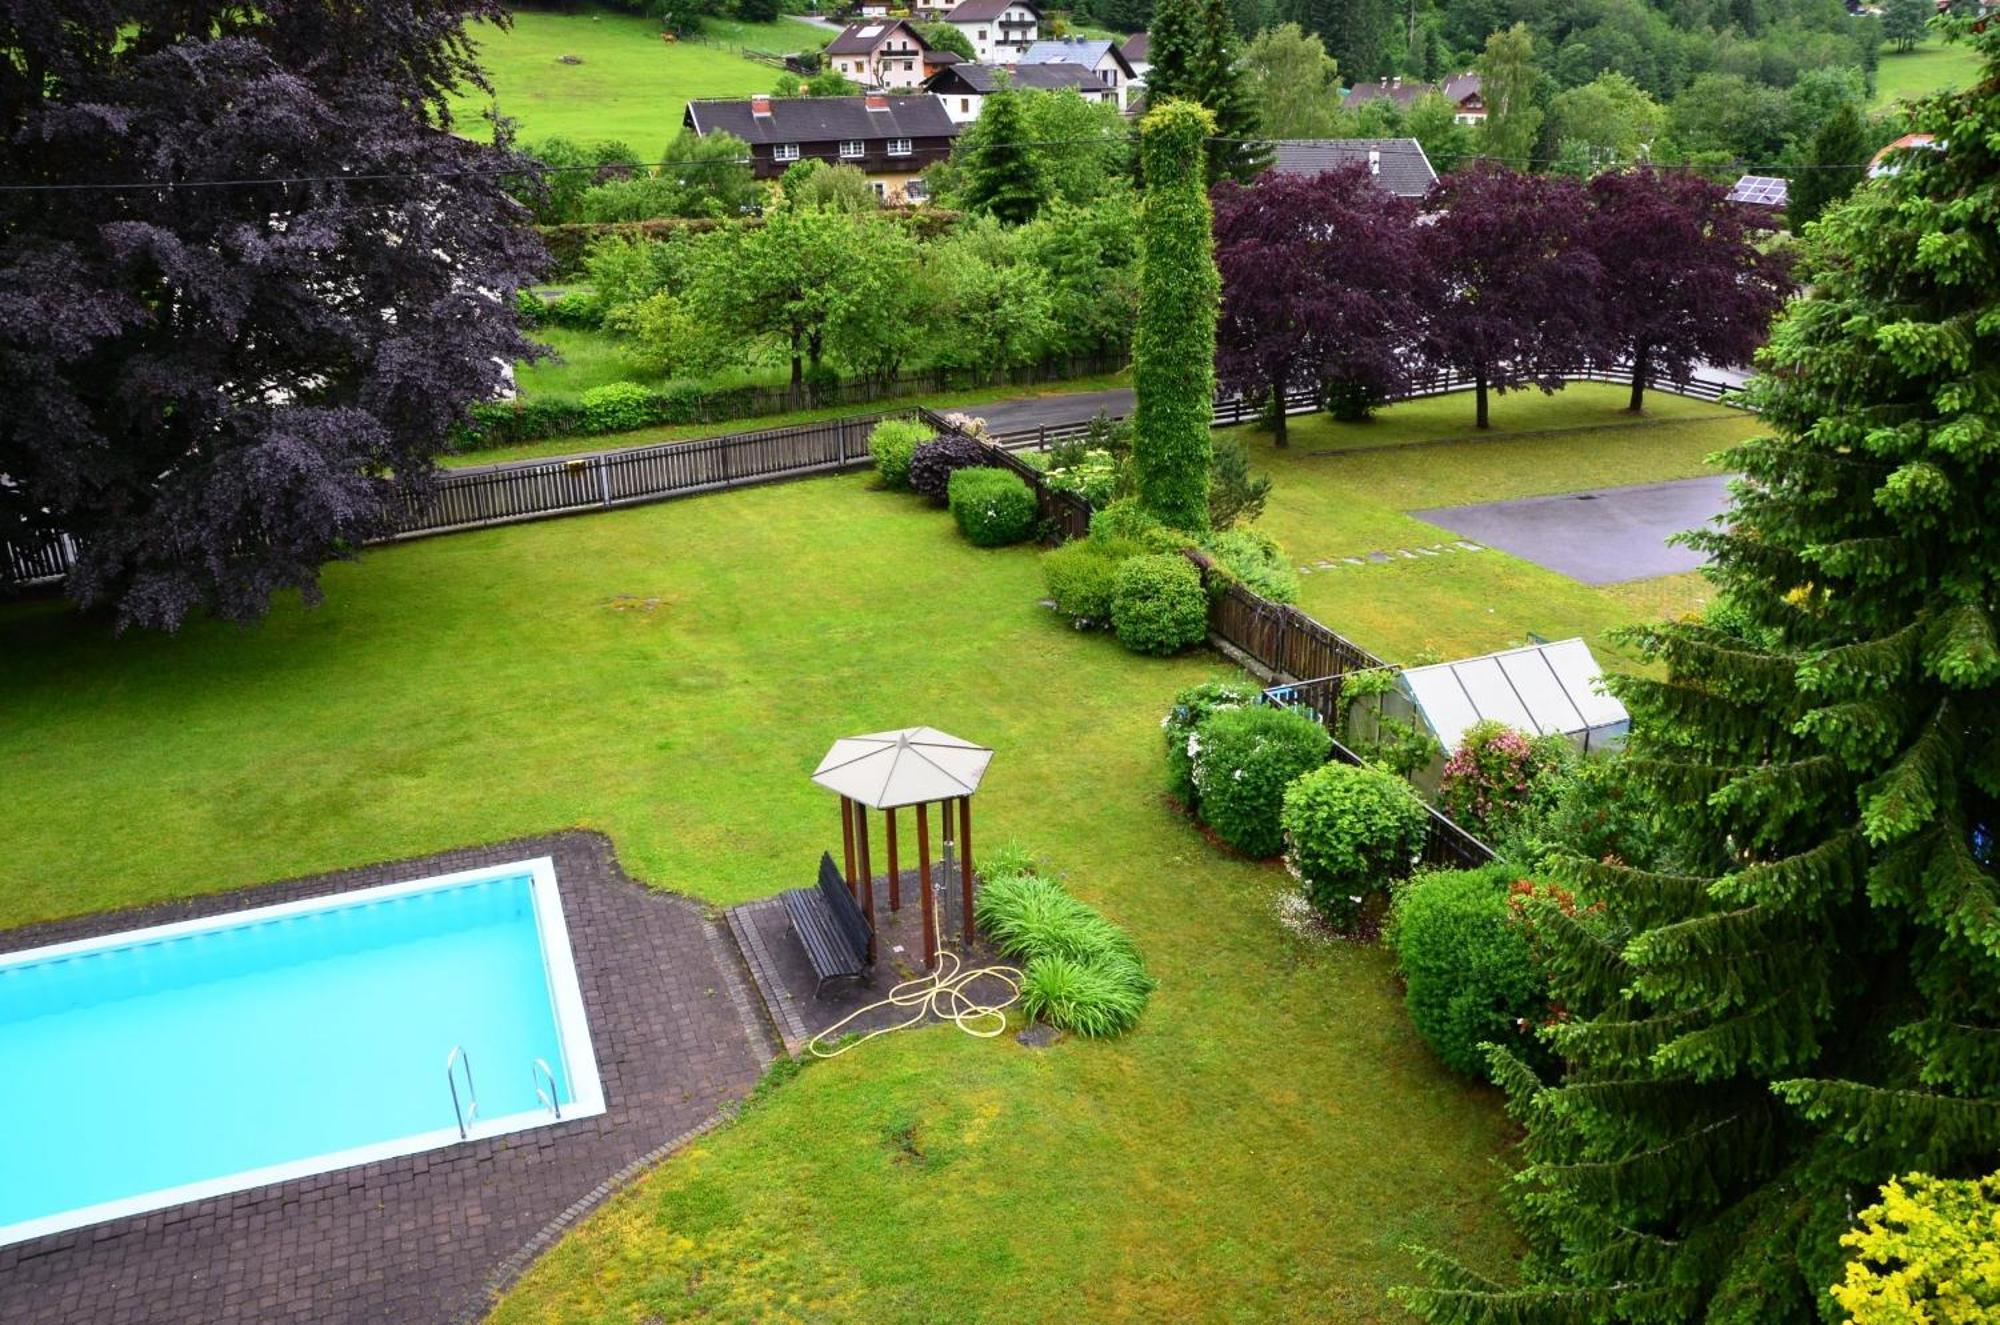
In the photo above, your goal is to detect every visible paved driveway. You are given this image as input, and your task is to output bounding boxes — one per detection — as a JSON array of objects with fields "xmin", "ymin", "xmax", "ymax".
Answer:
[{"xmin": 1412, "ymin": 474, "xmax": 1732, "ymax": 584}]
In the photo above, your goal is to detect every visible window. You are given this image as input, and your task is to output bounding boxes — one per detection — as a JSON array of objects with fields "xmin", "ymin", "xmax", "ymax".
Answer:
[
  {"xmin": 871, "ymin": 181, "xmax": 886, "ymax": 199},
  {"xmin": 977, "ymin": 28, "xmax": 987, "ymax": 40},
  {"xmin": 774, "ymin": 143, "xmax": 800, "ymax": 162},
  {"xmin": 959, "ymin": 97, "xmax": 970, "ymax": 112},
  {"xmin": 887, "ymin": 138, "xmax": 911, "ymax": 156},
  {"xmin": 840, "ymin": 140, "xmax": 865, "ymax": 159},
  {"xmin": 905, "ymin": 179, "xmax": 929, "ymax": 202}
]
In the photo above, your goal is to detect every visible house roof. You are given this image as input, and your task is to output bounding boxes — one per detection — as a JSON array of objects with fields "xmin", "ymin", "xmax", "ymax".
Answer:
[
  {"xmin": 826, "ymin": 19, "xmax": 926, "ymax": 55},
  {"xmin": 946, "ymin": 0, "xmax": 1040, "ymax": 20},
  {"xmin": 923, "ymin": 49, "xmax": 962, "ymax": 65},
  {"xmin": 1440, "ymin": 71, "xmax": 1481, "ymax": 103},
  {"xmin": 925, "ymin": 62, "xmax": 1114, "ymax": 94},
  {"xmin": 685, "ymin": 95, "xmax": 961, "ymax": 146},
  {"xmin": 1400, "ymin": 639, "xmax": 1628, "ymax": 754},
  {"xmin": 1726, "ymin": 174, "xmax": 1788, "ymax": 207},
  {"xmin": 1121, "ymin": 31, "xmax": 1148, "ymax": 63},
  {"xmin": 1019, "ymin": 38, "xmax": 1130, "ymax": 76},
  {"xmin": 1344, "ymin": 77, "xmax": 1428, "ymax": 109},
  {"xmin": 1869, "ymin": 132, "xmax": 1941, "ymax": 176},
  {"xmin": 1267, "ymin": 138, "xmax": 1437, "ymax": 199}
]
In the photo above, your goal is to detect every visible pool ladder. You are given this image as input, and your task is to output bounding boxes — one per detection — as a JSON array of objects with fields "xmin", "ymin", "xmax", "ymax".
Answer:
[{"xmin": 446, "ymin": 1048, "xmax": 564, "ymax": 1139}]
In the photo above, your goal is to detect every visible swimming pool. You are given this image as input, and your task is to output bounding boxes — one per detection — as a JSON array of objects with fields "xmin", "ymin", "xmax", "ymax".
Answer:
[{"xmin": 0, "ymin": 857, "xmax": 604, "ymax": 1247}]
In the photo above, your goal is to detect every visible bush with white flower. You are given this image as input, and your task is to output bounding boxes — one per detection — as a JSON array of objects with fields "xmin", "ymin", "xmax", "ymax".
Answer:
[{"xmin": 1191, "ymin": 703, "xmax": 1332, "ymax": 857}]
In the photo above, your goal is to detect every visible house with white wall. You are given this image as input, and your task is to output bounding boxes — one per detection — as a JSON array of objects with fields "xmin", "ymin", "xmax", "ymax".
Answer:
[
  {"xmin": 921, "ymin": 61, "xmax": 1119, "ymax": 124},
  {"xmin": 1017, "ymin": 37, "xmax": 1137, "ymax": 109},
  {"xmin": 943, "ymin": 0, "xmax": 1043, "ymax": 64}
]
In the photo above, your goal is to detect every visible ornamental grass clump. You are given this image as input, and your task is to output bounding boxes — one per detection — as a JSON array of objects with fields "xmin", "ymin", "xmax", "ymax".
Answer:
[
  {"xmin": 974, "ymin": 860, "xmax": 1152, "ymax": 1037},
  {"xmin": 868, "ymin": 418, "xmax": 933, "ymax": 490},
  {"xmin": 948, "ymin": 467, "xmax": 1037, "ymax": 546},
  {"xmin": 1192, "ymin": 703, "xmax": 1332, "ymax": 857},
  {"xmin": 1280, "ymin": 760, "xmax": 1430, "ymax": 930},
  {"xmin": 1161, "ymin": 677, "xmax": 1263, "ymax": 809}
]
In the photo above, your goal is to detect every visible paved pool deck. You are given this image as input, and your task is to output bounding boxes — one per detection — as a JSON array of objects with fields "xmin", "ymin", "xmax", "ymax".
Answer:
[
  {"xmin": 1413, "ymin": 474, "xmax": 1732, "ymax": 584},
  {"xmin": 0, "ymin": 833, "xmax": 777, "ymax": 1325}
]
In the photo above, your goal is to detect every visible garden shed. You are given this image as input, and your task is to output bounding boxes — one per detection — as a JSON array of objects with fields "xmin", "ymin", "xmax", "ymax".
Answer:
[{"xmin": 1397, "ymin": 638, "xmax": 1629, "ymax": 758}]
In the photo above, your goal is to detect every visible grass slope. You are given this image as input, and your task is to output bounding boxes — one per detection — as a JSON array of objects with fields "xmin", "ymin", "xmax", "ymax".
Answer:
[
  {"xmin": 448, "ymin": 9, "xmax": 827, "ymax": 149},
  {"xmin": 1244, "ymin": 384, "xmax": 1762, "ymax": 664},
  {"xmin": 1, "ymin": 474, "xmax": 1513, "ymax": 1322},
  {"xmin": 1873, "ymin": 36, "xmax": 1984, "ymax": 109}
]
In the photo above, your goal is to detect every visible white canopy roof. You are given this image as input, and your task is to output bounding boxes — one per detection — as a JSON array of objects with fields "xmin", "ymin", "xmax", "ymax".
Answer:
[
  {"xmin": 1400, "ymin": 639, "xmax": 1628, "ymax": 753},
  {"xmin": 811, "ymin": 726, "xmax": 993, "ymax": 809}
]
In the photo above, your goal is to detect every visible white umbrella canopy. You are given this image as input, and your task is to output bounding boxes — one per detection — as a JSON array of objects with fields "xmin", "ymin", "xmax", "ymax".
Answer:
[{"xmin": 811, "ymin": 727, "xmax": 993, "ymax": 809}]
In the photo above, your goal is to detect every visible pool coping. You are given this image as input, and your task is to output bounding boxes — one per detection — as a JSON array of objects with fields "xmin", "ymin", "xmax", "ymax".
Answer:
[{"xmin": 0, "ymin": 832, "xmax": 782, "ymax": 1325}]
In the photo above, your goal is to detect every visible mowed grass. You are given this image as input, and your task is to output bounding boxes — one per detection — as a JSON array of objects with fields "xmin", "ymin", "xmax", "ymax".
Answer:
[
  {"xmin": 447, "ymin": 8, "xmax": 827, "ymax": 148},
  {"xmin": 0, "ymin": 473, "xmax": 1515, "ymax": 1322},
  {"xmin": 1244, "ymin": 384, "xmax": 1761, "ymax": 664},
  {"xmin": 1873, "ymin": 36, "xmax": 1985, "ymax": 109}
]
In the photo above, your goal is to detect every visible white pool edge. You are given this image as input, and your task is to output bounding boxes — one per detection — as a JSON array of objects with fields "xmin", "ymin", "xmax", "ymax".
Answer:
[{"xmin": 0, "ymin": 856, "xmax": 607, "ymax": 1249}]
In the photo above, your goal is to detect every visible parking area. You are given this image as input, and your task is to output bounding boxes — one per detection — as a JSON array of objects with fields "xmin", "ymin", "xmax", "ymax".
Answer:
[{"xmin": 1411, "ymin": 475, "xmax": 1732, "ymax": 585}]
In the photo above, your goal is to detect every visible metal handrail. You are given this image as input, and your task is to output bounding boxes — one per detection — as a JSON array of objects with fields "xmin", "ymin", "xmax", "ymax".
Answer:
[
  {"xmin": 531, "ymin": 1057, "xmax": 562, "ymax": 1120},
  {"xmin": 445, "ymin": 1045, "xmax": 478, "ymax": 1140}
]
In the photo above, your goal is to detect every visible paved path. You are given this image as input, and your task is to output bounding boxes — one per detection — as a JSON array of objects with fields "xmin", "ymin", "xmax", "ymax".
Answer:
[
  {"xmin": 0, "ymin": 834, "xmax": 776, "ymax": 1325},
  {"xmin": 1413, "ymin": 474, "xmax": 1731, "ymax": 584}
]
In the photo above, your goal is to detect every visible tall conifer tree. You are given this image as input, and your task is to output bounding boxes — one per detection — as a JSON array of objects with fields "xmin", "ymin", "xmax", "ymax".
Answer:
[
  {"xmin": 1787, "ymin": 102, "xmax": 1868, "ymax": 229},
  {"xmin": 1144, "ymin": 0, "xmax": 1203, "ymax": 107},
  {"xmin": 1401, "ymin": 21, "xmax": 2000, "ymax": 1324},
  {"xmin": 1192, "ymin": 0, "xmax": 1270, "ymax": 183}
]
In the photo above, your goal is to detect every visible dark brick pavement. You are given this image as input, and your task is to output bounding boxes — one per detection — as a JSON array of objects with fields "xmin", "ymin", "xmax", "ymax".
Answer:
[{"xmin": 0, "ymin": 832, "xmax": 777, "ymax": 1325}]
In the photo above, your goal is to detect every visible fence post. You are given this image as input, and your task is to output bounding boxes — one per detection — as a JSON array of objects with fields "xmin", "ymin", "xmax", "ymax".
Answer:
[{"xmin": 598, "ymin": 456, "xmax": 612, "ymax": 507}]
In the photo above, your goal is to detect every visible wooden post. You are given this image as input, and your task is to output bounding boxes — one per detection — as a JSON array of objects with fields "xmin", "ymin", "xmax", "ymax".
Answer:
[
  {"xmin": 856, "ymin": 804, "xmax": 876, "ymax": 963},
  {"xmin": 840, "ymin": 797, "xmax": 857, "ymax": 895},
  {"xmin": 958, "ymin": 796, "xmax": 975, "ymax": 948},
  {"xmin": 916, "ymin": 801, "xmax": 936, "ymax": 970},
  {"xmin": 885, "ymin": 805, "xmax": 900, "ymax": 912}
]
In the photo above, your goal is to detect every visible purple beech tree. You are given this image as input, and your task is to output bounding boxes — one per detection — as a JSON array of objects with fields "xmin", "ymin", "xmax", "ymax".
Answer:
[
  {"xmin": 1585, "ymin": 166, "xmax": 1793, "ymax": 412},
  {"xmin": 1418, "ymin": 166, "xmax": 1600, "ymax": 430},
  {"xmin": 0, "ymin": 1, "xmax": 545, "ymax": 630},
  {"xmin": 1211, "ymin": 165, "xmax": 1426, "ymax": 446}
]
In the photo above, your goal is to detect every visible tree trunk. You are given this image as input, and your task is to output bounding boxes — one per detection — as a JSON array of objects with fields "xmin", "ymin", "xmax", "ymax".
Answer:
[
  {"xmin": 1628, "ymin": 341, "xmax": 1650, "ymax": 413},
  {"xmin": 1272, "ymin": 383, "xmax": 1288, "ymax": 447},
  {"xmin": 788, "ymin": 328, "xmax": 803, "ymax": 405},
  {"xmin": 1475, "ymin": 369, "xmax": 1490, "ymax": 430}
]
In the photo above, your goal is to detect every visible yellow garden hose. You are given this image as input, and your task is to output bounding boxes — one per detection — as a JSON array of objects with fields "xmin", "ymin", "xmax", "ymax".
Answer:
[{"xmin": 804, "ymin": 898, "xmax": 1023, "ymax": 1059}]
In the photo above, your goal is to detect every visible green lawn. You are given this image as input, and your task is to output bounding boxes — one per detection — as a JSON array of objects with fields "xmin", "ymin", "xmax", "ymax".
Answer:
[
  {"xmin": 0, "ymin": 471, "xmax": 1514, "ymax": 1322},
  {"xmin": 1873, "ymin": 36, "xmax": 1984, "ymax": 109},
  {"xmin": 448, "ymin": 8, "xmax": 828, "ymax": 149},
  {"xmin": 1244, "ymin": 384, "xmax": 1762, "ymax": 665}
]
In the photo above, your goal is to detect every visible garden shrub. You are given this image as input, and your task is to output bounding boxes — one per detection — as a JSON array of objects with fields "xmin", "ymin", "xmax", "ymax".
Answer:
[
  {"xmin": 974, "ymin": 864, "xmax": 1153, "ymax": 1038},
  {"xmin": 1200, "ymin": 527, "xmax": 1299, "ymax": 604},
  {"xmin": 948, "ymin": 467, "xmax": 1037, "ymax": 546},
  {"xmin": 578, "ymin": 381, "xmax": 657, "ymax": 434},
  {"xmin": 1438, "ymin": 720, "xmax": 1576, "ymax": 844},
  {"xmin": 908, "ymin": 434, "xmax": 995, "ymax": 503},
  {"xmin": 868, "ymin": 418, "xmax": 932, "ymax": 490},
  {"xmin": 1831, "ymin": 1169, "xmax": 2000, "ymax": 1324},
  {"xmin": 1090, "ymin": 498, "xmax": 1190, "ymax": 553},
  {"xmin": 1110, "ymin": 553, "xmax": 1208, "ymax": 655},
  {"xmin": 1041, "ymin": 535, "xmax": 1142, "ymax": 627},
  {"xmin": 1161, "ymin": 677, "xmax": 1263, "ymax": 809},
  {"xmin": 1499, "ymin": 752, "xmax": 1660, "ymax": 870},
  {"xmin": 1280, "ymin": 760, "xmax": 1429, "ymax": 928},
  {"xmin": 1384, "ymin": 865, "xmax": 1547, "ymax": 1078},
  {"xmin": 1208, "ymin": 430, "xmax": 1272, "ymax": 530},
  {"xmin": 1192, "ymin": 704, "xmax": 1333, "ymax": 858}
]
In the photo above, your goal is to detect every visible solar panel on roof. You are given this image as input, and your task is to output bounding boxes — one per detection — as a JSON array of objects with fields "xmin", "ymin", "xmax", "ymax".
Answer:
[
  {"xmin": 1726, "ymin": 175, "xmax": 1787, "ymax": 205},
  {"xmin": 858, "ymin": 23, "xmax": 884, "ymax": 35}
]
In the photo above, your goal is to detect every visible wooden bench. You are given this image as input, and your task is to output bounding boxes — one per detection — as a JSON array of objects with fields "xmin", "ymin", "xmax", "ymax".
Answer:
[{"xmin": 782, "ymin": 853, "xmax": 873, "ymax": 997}]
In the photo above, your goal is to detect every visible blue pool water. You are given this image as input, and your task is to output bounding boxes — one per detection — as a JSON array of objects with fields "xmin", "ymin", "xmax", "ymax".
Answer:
[{"xmin": 0, "ymin": 873, "xmax": 580, "ymax": 1238}]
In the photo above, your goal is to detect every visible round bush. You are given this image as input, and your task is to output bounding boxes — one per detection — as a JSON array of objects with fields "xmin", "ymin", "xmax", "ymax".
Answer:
[
  {"xmin": 1161, "ymin": 677, "xmax": 1263, "ymax": 809},
  {"xmin": 908, "ymin": 434, "xmax": 995, "ymax": 503},
  {"xmin": 948, "ymin": 467, "xmax": 1037, "ymax": 547},
  {"xmin": 1109, "ymin": 553, "xmax": 1207, "ymax": 656},
  {"xmin": 1041, "ymin": 535, "xmax": 1140, "ymax": 626},
  {"xmin": 1384, "ymin": 865, "xmax": 1546, "ymax": 1078},
  {"xmin": 578, "ymin": 381, "xmax": 657, "ymax": 434},
  {"xmin": 1280, "ymin": 760, "xmax": 1430, "ymax": 929},
  {"xmin": 868, "ymin": 418, "xmax": 933, "ymax": 490},
  {"xmin": 1192, "ymin": 704, "xmax": 1333, "ymax": 858}
]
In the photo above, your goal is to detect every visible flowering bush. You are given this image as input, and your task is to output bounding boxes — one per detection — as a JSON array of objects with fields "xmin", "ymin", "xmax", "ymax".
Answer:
[
  {"xmin": 1042, "ymin": 448, "xmax": 1121, "ymax": 508},
  {"xmin": 948, "ymin": 467, "xmax": 1037, "ymax": 546},
  {"xmin": 1438, "ymin": 720, "xmax": 1575, "ymax": 843},
  {"xmin": 1193, "ymin": 704, "xmax": 1332, "ymax": 857},
  {"xmin": 1280, "ymin": 760, "xmax": 1429, "ymax": 930},
  {"xmin": 1161, "ymin": 677, "xmax": 1263, "ymax": 808},
  {"xmin": 1384, "ymin": 865, "xmax": 1548, "ymax": 1077}
]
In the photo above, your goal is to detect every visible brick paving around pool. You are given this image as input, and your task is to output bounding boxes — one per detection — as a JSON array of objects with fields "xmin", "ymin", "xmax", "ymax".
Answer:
[{"xmin": 0, "ymin": 832, "xmax": 779, "ymax": 1325}]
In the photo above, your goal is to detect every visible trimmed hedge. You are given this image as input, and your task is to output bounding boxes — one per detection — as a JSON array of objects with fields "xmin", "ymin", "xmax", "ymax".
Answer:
[
  {"xmin": 948, "ymin": 467, "xmax": 1037, "ymax": 546},
  {"xmin": 909, "ymin": 434, "xmax": 996, "ymax": 503},
  {"xmin": 578, "ymin": 382, "xmax": 654, "ymax": 434},
  {"xmin": 974, "ymin": 861, "xmax": 1154, "ymax": 1038},
  {"xmin": 869, "ymin": 418, "xmax": 932, "ymax": 490},
  {"xmin": 1191, "ymin": 704, "xmax": 1332, "ymax": 858},
  {"xmin": 1041, "ymin": 535, "xmax": 1142, "ymax": 627},
  {"xmin": 1280, "ymin": 760, "xmax": 1430, "ymax": 930},
  {"xmin": 1384, "ymin": 865, "xmax": 1545, "ymax": 1078},
  {"xmin": 1110, "ymin": 553, "xmax": 1207, "ymax": 655},
  {"xmin": 1161, "ymin": 677, "xmax": 1263, "ymax": 809}
]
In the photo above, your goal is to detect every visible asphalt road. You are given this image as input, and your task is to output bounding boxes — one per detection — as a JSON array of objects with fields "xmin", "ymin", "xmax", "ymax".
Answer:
[
  {"xmin": 1413, "ymin": 474, "xmax": 1732, "ymax": 584},
  {"xmin": 962, "ymin": 388, "xmax": 1135, "ymax": 434}
]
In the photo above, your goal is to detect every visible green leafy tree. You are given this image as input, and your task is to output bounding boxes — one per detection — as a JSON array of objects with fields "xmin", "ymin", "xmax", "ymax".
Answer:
[
  {"xmin": 915, "ymin": 20, "xmax": 976, "ymax": 61},
  {"xmin": 1243, "ymin": 23, "xmax": 1344, "ymax": 139},
  {"xmin": 958, "ymin": 84, "xmax": 1047, "ymax": 224},
  {"xmin": 577, "ymin": 130, "xmax": 758, "ymax": 220},
  {"xmin": 778, "ymin": 159, "xmax": 879, "ymax": 213},
  {"xmin": 1547, "ymin": 72, "xmax": 1664, "ymax": 171},
  {"xmin": 826, "ymin": 219, "xmax": 930, "ymax": 386},
  {"xmin": 1131, "ymin": 100, "xmax": 1218, "ymax": 532},
  {"xmin": 1476, "ymin": 23, "xmax": 1542, "ymax": 168},
  {"xmin": 1021, "ymin": 89, "xmax": 1134, "ymax": 206},
  {"xmin": 1787, "ymin": 100, "xmax": 1867, "ymax": 228},
  {"xmin": 1193, "ymin": 0, "xmax": 1270, "ymax": 183},
  {"xmin": 1018, "ymin": 197, "xmax": 1140, "ymax": 361},
  {"xmin": 1883, "ymin": 0, "xmax": 1930, "ymax": 53},
  {"xmin": 1403, "ymin": 90, "xmax": 1471, "ymax": 173},
  {"xmin": 694, "ymin": 207, "xmax": 872, "ymax": 397},
  {"xmin": 1399, "ymin": 21, "xmax": 2000, "ymax": 1323}
]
